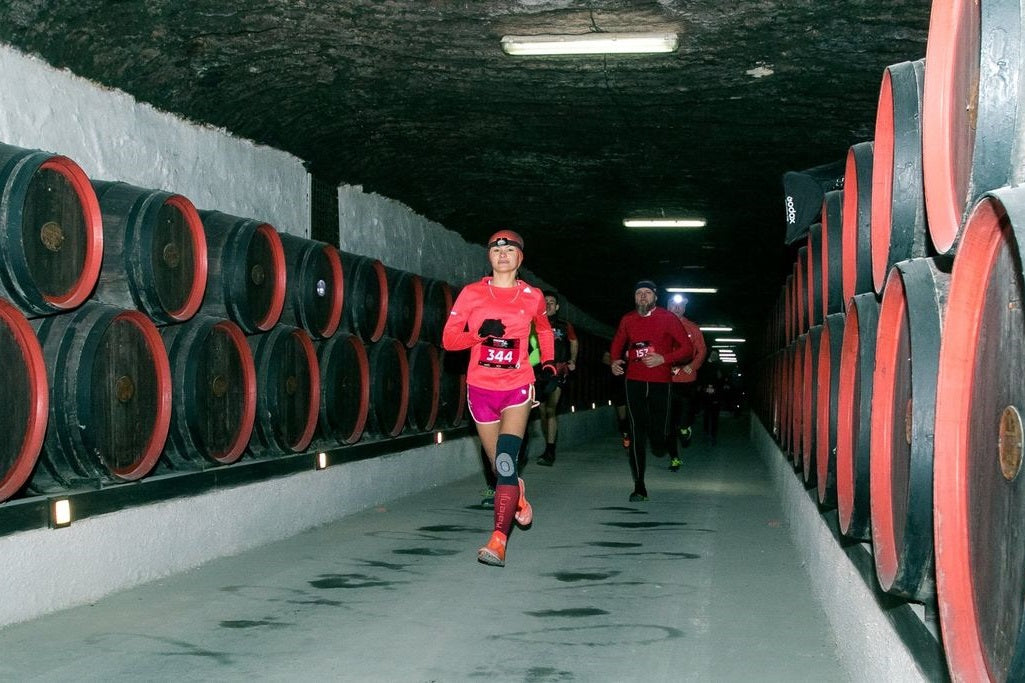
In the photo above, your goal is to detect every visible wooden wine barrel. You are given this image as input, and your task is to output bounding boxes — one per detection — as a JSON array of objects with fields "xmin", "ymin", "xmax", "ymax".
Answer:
[
  {"xmin": 870, "ymin": 256, "xmax": 949, "ymax": 601},
  {"xmin": 872, "ymin": 59, "xmax": 928, "ymax": 293},
  {"xmin": 198, "ymin": 210, "xmax": 286, "ymax": 333},
  {"xmin": 796, "ymin": 246, "xmax": 809, "ymax": 336},
  {"xmin": 439, "ymin": 349, "xmax": 468, "ymax": 429},
  {"xmin": 821, "ymin": 190, "xmax": 844, "ymax": 317},
  {"xmin": 842, "ymin": 141, "xmax": 875, "ymax": 305},
  {"xmin": 339, "ymin": 251, "xmax": 388, "ymax": 342},
  {"xmin": 247, "ymin": 325, "xmax": 320, "ymax": 456},
  {"xmin": 801, "ymin": 326, "xmax": 823, "ymax": 485},
  {"xmin": 366, "ymin": 336, "xmax": 409, "ymax": 437},
  {"xmin": 790, "ymin": 336, "xmax": 806, "ymax": 468},
  {"xmin": 160, "ymin": 316, "xmax": 256, "ymax": 468},
  {"xmin": 29, "ymin": 302, "xmax": 172, "ymax": 491},
  {"xmin": 923, "ymin": 0, "xmax": 1025, "ymax": 255},
  {"xmin": 934, "ymin": 185, "xmax": 1025, "ymax": 681},
  {"xmin": 784, "ymin": 273, "xmax": 795, "ymax": 346},
  {"xmin": 0, "ymin": 298, "xmax": 48, "ymax": 502},
  {"xmin": 91, "ymin": 181, "xmax": 207, "ymax": 324},
  {"xmin": 815, "ymin": 313, "xmax": 845, "ymax": 508},
  {"xmin": 315, "ymin": 333, "xmax": 370, "ymax": 446},
  {"xmin": 780, "ymin": 343, "xmax": 794, "ymax": 457},
  {"xmin": 0, "ymin": 142, "xmax": 103, "ymax": 315},
  {"xmin": 278, "ymin": 233, "xmax": 344, "ymax": 339},
  {"xmin": 384, "ymin": 266, "xmax": 424, "ymax": 348},
  {"xmin": 406, "ymin": 341, "xmax": 441, "ymax": 432},
  {"xmin": 836, "ymin": 292, "xmax": 880, "ymax": 541},
  {"xmin": 419, "ymin": 277, "xmax": 454, "ymax": 346},
  {"xmin": 807, "ymin": 223, "xmax": 824, "ymax": 328}
]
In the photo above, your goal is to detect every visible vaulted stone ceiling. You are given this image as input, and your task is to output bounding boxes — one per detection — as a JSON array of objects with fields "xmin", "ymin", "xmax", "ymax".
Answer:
[{"xmin": 0, "ymin": 0, "xmax": 932, "ymax": 345}]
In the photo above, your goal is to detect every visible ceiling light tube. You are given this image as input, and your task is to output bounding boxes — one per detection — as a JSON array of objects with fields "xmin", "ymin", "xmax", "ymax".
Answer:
[
  {"xmin": 715, "ymin": 337, "xmax": 746, "ymax": 343},
  {"xmin": 501, "ymin": 32, "xmax": 679, "ymax": 56},
  {"xmin": 623, "ymin": 218, "xmax": 706, "ymax": 228},
  {"xmin": 699, "ymin": 326, "xmax": 733, "ymax": 332},
  {"xmin": 666, "ymin": 287, "xmax": 718, "ymax": 294}
]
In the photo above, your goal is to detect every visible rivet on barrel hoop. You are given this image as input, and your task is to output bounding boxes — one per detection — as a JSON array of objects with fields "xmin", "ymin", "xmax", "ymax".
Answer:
[
  {"xmin": 998, "ymin": 405, "xmax": 1023, "ymax": 482},
  {"xmin": 211, "ymin": 374, "xmax": 228, "ymax": 398},
  {"xmin": 115, "ymin": 375, "xmax": 136, "ymax": 403},
  {"xmin": 315, "ymin": 279, "xmax": 327, "ymax": 297},
  {"xmin": 40, "ymin": 221, "xmax": 65, "ymax": 252},
  {"xmin": 162, "ymin": 242, "xmax": 181, "ymax": 269}
]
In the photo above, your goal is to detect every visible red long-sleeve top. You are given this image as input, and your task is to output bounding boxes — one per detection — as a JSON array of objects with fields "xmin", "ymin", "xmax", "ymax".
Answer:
[
  {"xmin": 610, "ymin": 307, "xmax": 693, "ymax": 383},
  {"xmin": 671, "ymin": 314, "xmax": 708, "ymax": 384},
  {"xmin": 442, "ymin": 277, "xmax": 554, "ymax": 391}
]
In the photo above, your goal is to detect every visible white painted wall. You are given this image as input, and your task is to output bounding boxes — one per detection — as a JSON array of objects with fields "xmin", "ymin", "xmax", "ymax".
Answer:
[{"xmin": 0, "ymin": 45, "xmax": 310, "ymax": 237}]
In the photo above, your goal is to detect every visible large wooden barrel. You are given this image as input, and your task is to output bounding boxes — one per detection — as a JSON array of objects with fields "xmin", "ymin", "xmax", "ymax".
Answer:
[
  {"xmin": 934, "ymin": 185, "xmax": 1025, "ymax": 681},
  {"xmin": 406, "ymin": 341, "xmax": 440, "ymax": 432},
  {"xmin": 872, "ymin": 59, "xmax": 928, "ymax": 293},
  {"xmin": 791, "ymin": 335, "xmax": 806, "ymax": 468},
  {"xmin": 384, "ymin": 266, "xmax": 424, "ymax": 348},
  {"xmin": 247, "ymin": 325, "xmax": 320, "ymax": 456},
  {"xmin": 198, "ymin": 210, "xmax": 286, "ymax": 333},
  {"xmin": 870, "ymin": 256, "xmax": 949, "ymax": 601},
  {"xmin": 795, "ymin": 246, "xmax": 809, "ymax": 336},
  {"xmin": 0, "ymin": 298, "xmax": 48, "ymax": 502},
  {"xmin": 0, "ymin": 143, "xmax": 103, "ymax": 315},
  {"xmin": 842, "ymin": 141, "xmax": 875, "ymax": 305},
  {"xmin": 29, "ymin": 302, "xmax": 172, "ymax": 491},
  {"xmin": 821, "ymin": 190, "xmax": 844, "ymax": 318},
  {"xmin": 278, "ymin": 233, "xmax": 344, "ymax": 339},
  {"xmin": 806, "ymin": 223, "xmax": 824, "ymax": 328},
  {"xmin": 160, "ymin": 316, "xmax": 256, "ymax": 468},
  {"xmin": 439, "ymin": 349, "xmax": 468, "ymax": 429},
  {"xmin": 91, "ymin": 181, "xmax": 207, "ymax": 324},
  {"xmin": 339, "ymin": 251, "xmax": 388, "ymax": 342},
  {"xmin": 419, "ymin": 277, "xmax": 454, "ymax": 346},
  {"xmin": 366, "ymin": 336, "xmax": 409, "ymax": 437},
  {"xmin": 315, "ymin": 333, "xmax": 370, "ymax": 446},
  {"xmin": 800, "ymin": 326, "xmax": 823, "ymax": 485},
  {"xmin": 923, "ymin": 0, "xmax": 1025, "ymax": 255},
  {"xmin": 836, "ymin": 292, "xmax": 880, "ymax": 541},
  {"xmin": 815, "ymin": 312, "xmax": 845, "ymax": 508}
]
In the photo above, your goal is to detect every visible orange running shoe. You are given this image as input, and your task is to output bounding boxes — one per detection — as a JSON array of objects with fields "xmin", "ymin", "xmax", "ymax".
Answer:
[
  {"xmin": 477, "ymin": 530, "xmax": 507, "ymax": 566},
  {"xmin": 515, "ymin": 477, "xmax": 533, "ymax": 527}
]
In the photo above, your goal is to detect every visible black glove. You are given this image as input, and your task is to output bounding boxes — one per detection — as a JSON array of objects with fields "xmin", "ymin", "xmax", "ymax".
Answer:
[
  {"xmin": 478, "ymin": 318, "xmax": 506, "ymax": 338},
  {"xmin": 541, "ymin": 361, "xmax": 558, "ymax": 377}
]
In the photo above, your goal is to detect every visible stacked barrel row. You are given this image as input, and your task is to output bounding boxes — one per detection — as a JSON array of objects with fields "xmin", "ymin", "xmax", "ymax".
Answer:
[
  {"xmin": 753, "ymin": 2, "xmax": 1025, "ymax": 680},
  {"xmin": 0, "ymin": 140, "xmax": 467, "ymax": 505}
]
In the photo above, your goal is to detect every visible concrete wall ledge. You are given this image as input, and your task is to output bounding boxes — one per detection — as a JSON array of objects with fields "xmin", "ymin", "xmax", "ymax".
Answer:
[
  {"xmin": 0, "ymin": 406, "xmax": 615, "ymax": 630},
  {"xmin": 750, "ymin": 417, "xmax": 947, "ymax": 682}
]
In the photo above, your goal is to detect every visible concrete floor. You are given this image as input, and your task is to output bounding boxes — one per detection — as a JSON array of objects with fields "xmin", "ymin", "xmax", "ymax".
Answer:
[{"xmin": 0, "ymin": 415, "xmax": 847, "ymax": 682}]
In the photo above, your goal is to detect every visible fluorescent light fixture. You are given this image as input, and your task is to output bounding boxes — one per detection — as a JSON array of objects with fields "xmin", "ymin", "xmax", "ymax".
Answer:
[
  {"xmin": 624, "ymin": 218, "xmax": 706, "ymax": 228},
  {"xmin": 712, "ymin": 344, "xmax": 735, "ymax": 349},
  {"xmin": 699, "ymin": 326, "xmax": 733, "ymax": 332},
  {"xmin": 666, "ymin": 287, "xmax": 718, "ymax": 294},
  {"xmin": 501, "ymin": 32, "xmax": 679, "ymax": 56},
  {"xmin": 721, "ymin": 357, "xmax": 738, "ymax": 363},
  {"xmin": 715, "ymin": 337, "xmax": 746, "ymax": 343}
]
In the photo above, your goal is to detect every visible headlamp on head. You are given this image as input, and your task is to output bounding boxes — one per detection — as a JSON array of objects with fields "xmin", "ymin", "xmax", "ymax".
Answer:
[{"xmin": 487, "ymin": 230, "xmax": 524, "ymax": 251}]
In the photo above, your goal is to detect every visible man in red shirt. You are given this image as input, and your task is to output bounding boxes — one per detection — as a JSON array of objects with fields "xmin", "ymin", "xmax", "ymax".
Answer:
[
  {"xmin": 667, "ymin": 294, "xmax": 707, "ymax": 471},
  {"xmin": 609, "ymin": 280, "xmax": 693, "ymax": 501}
]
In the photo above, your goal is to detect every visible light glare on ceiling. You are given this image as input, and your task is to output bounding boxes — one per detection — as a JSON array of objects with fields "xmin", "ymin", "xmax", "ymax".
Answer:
[{"xmin": 501, "ymin": 32, "xmax": 679, "ymax": 56}]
